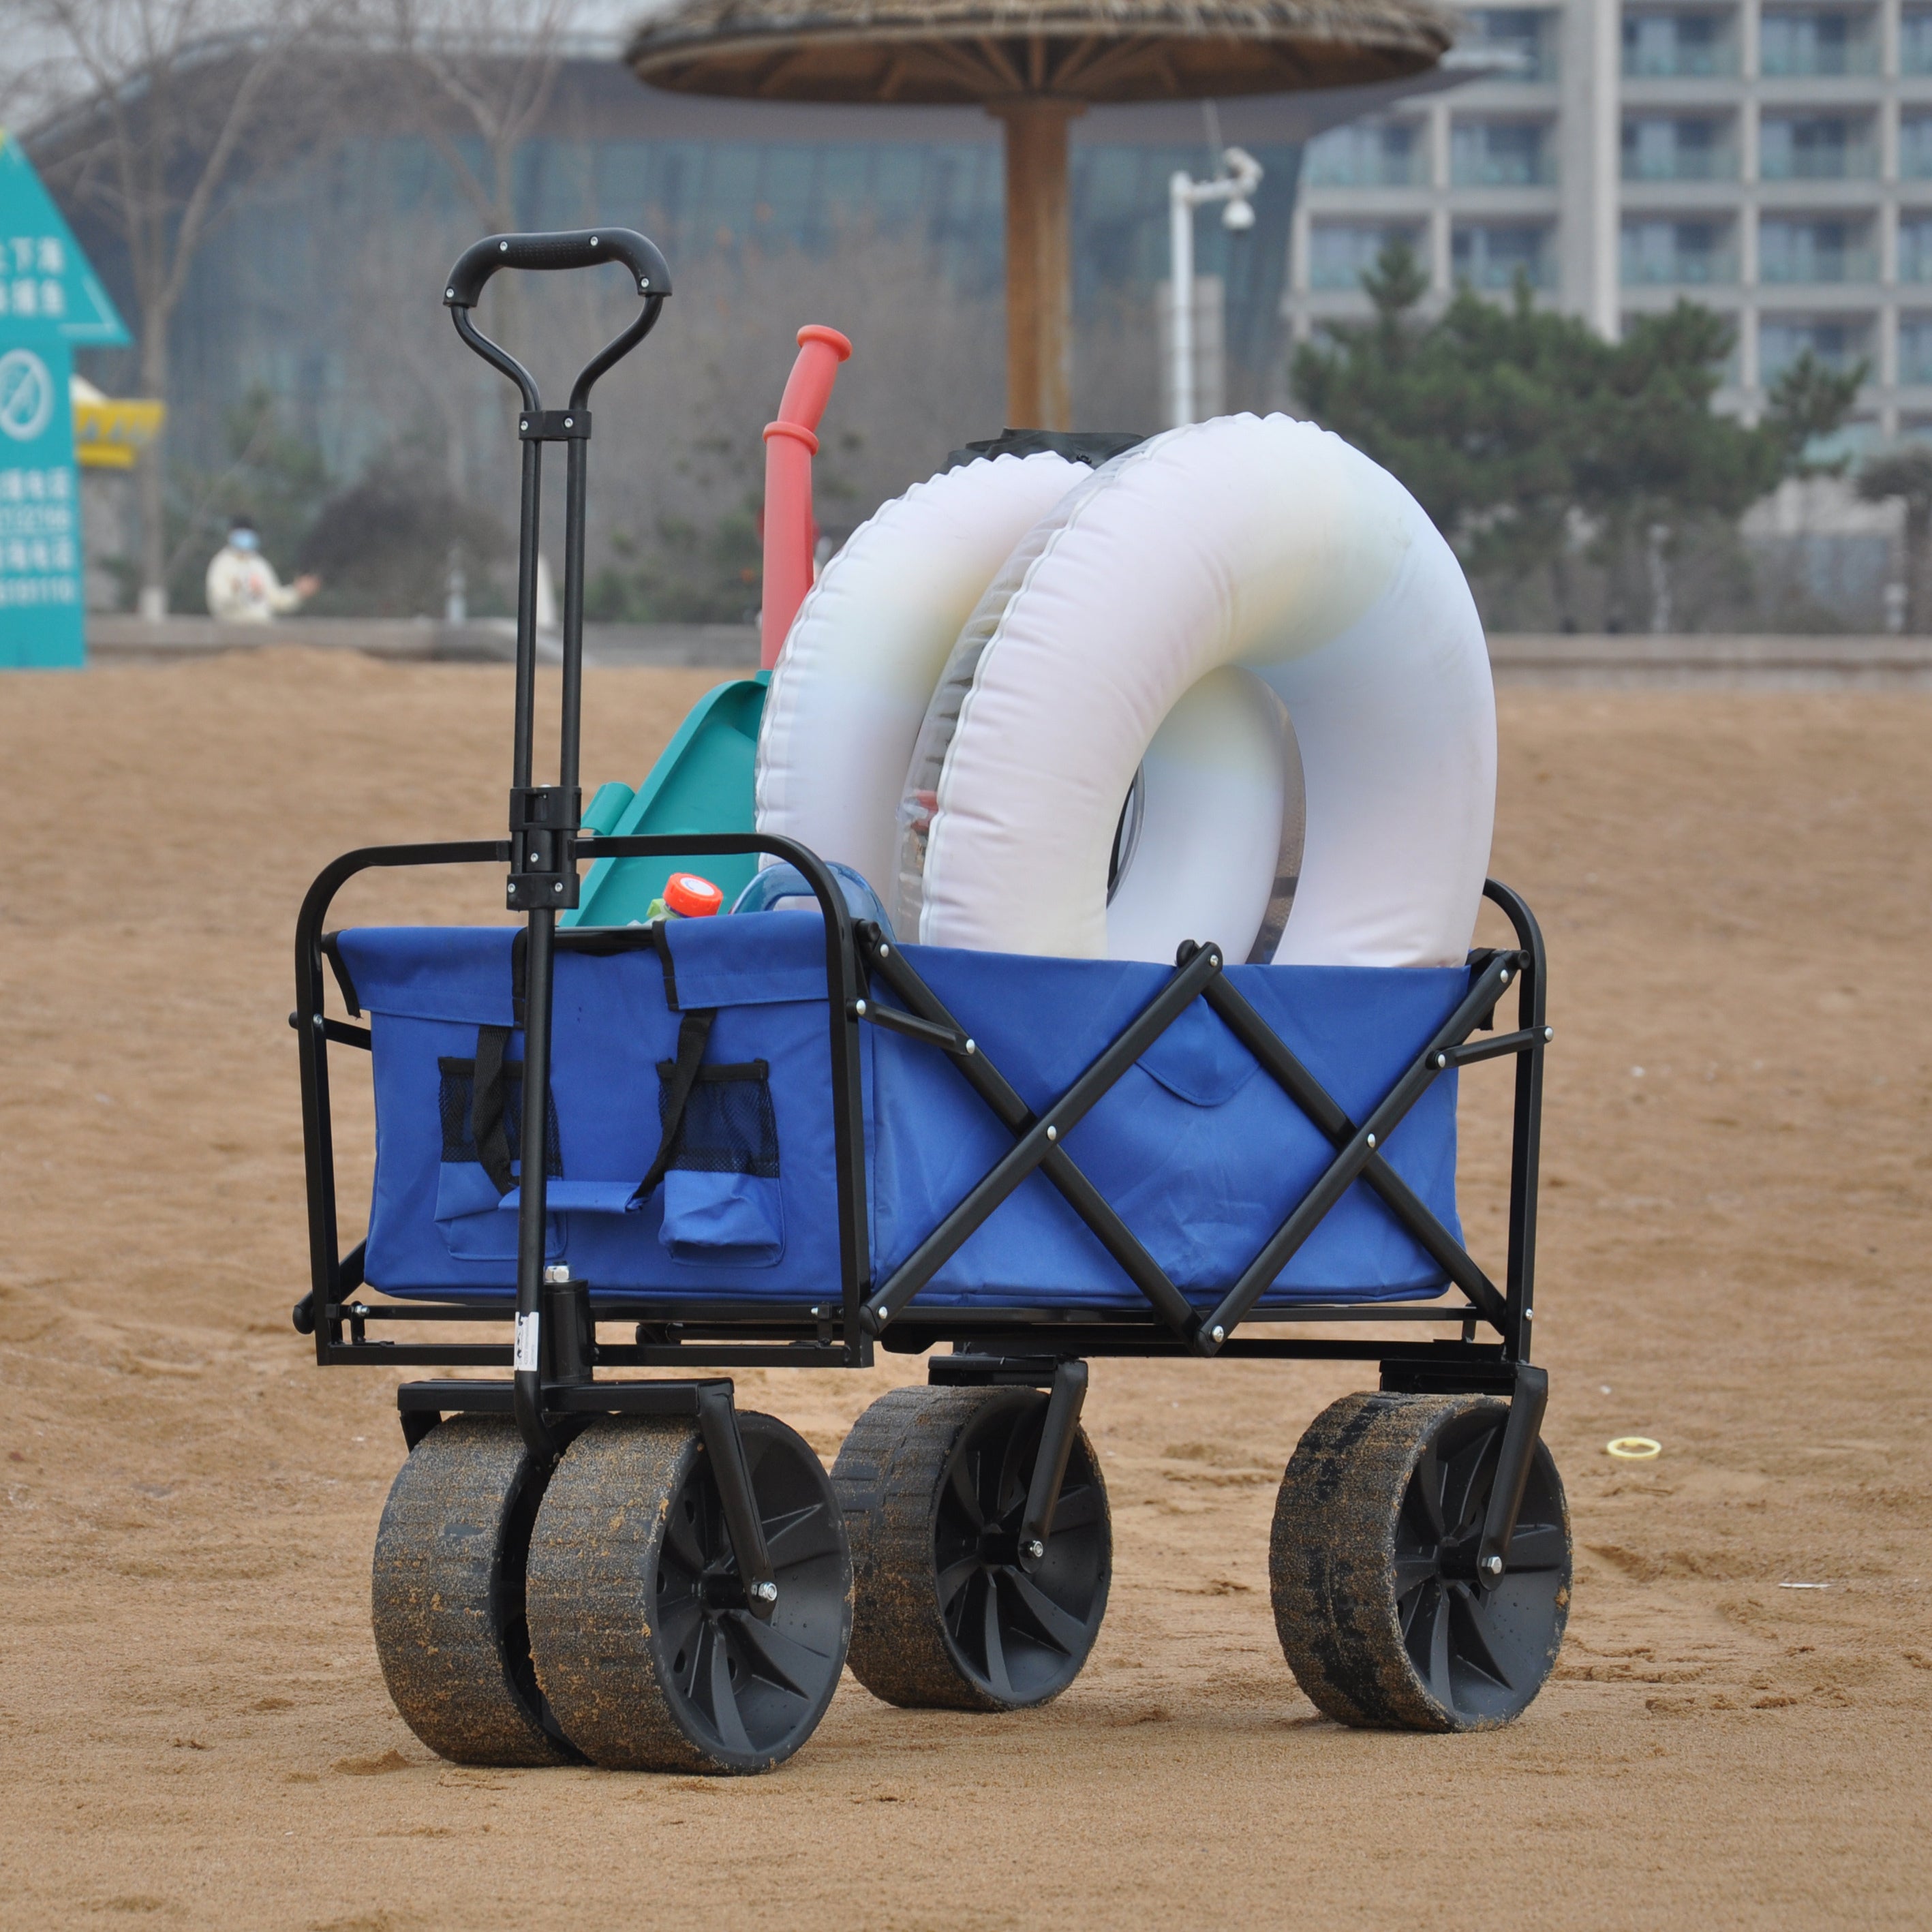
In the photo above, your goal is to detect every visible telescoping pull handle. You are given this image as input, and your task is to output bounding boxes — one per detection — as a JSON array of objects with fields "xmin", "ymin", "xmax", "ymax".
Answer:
[
  {"xmin": 444, "ymin": 227, "xmax": 672, "ymax": 309},
  {"xmin": 438, "ymin": 224, "xmax": 677, "ymax": 1468}
]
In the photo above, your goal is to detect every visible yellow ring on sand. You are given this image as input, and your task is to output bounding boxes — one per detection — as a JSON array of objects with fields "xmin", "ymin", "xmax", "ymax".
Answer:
[{"xmin": 1606, "ymin": 1437, "xmax": 1661, "ymax": 1460}]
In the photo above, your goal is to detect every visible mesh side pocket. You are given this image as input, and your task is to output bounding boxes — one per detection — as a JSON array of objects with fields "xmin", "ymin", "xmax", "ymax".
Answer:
[
  {"xmin": 436, "ymin": 1058, "xmax": 563, "ymax": 1177},
  {"xmin": 654, "ymin": 1060, "xmax": 778, "ymax": 1178}
]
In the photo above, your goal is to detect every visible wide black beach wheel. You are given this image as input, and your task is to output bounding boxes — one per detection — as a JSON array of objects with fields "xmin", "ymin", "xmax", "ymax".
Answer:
[
  {"xmin": 370, "ymin": 1415, "xmax": 581, "ymax": 1766},
  {"xmin": 833, "ymin": 1385, "xmax": 1111, "ymax": 1711},
  {"xmin": 1270, "ymin": 1392, "xmax": 1571, "ymax": 1732},
  {"xmin": 525, "ymin": 1414, "xmax": 850, "ymax": 1775}
]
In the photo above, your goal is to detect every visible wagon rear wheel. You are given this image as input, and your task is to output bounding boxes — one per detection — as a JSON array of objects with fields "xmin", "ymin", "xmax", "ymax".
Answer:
[
  {"xmin": 1270, "ymin": 1391, "xmax": 1571, "ymax": 1732},
  {"xmin": 525, "ymin": 1413, "xmax": 850, "ymax": 1775},
  {"xmin": 370, "ymin": 1415, "xmax": 581, "ymax": 1766},
  {"xmin": 833, "ymin": 1385, "xmax": 1111, "ymax": 1712}
]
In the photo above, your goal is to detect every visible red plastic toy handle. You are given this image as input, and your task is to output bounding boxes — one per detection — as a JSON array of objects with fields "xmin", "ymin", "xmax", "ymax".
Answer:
[{"xmin": 761, "ymin": 324, "xmax": 852, "ymax": 670}]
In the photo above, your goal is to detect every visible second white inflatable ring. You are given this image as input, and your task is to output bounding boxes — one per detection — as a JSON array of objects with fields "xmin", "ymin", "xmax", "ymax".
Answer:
[{"xmin": 898, "ymin": 415, "xmax": 1497, "ymax": 968}]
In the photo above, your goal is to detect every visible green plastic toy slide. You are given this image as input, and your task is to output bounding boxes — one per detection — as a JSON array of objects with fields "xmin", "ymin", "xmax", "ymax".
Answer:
[{"xmin": 567, "ymin": 672, "xmax": 768, "ymax": 926}]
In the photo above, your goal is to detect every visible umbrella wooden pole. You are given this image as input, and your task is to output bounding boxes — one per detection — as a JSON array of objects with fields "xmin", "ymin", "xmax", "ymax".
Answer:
[{"xmin": 995, "ymin": 99, "xmax": 1079, "ymax": 430}]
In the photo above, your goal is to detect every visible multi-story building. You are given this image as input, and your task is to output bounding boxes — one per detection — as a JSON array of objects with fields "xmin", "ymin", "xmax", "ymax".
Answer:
[{"xmin": 1285, "ymin": 0, "xmax": 1932, "ymax": 443}]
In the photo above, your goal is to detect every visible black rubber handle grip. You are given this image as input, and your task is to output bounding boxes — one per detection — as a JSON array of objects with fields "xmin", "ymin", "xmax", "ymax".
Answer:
[{"xmin": 444, "ymin": 228, "xmax": 673, "ymax": 308}]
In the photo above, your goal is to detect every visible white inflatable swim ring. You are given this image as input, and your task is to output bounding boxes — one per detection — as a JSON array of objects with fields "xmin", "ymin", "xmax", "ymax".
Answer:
[
  {"xmin": 754, "ymin": 450, "xmax": 1088, "ymax": 900},
  {"xmin": 900, "ymin": 415, "xmax": 1496, "ymax": 968}
]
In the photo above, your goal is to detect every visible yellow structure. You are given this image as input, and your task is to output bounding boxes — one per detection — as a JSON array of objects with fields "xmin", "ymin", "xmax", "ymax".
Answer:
[{"xmin": 70, "ymin": 373, "xmax": 164, "ymax": 469}]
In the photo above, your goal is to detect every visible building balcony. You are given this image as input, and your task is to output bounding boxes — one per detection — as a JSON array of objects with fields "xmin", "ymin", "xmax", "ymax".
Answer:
[
  {"xmin": 1623, "ymin": 7, "xmax": 1738, "ymax": 80},
  {"xmin": 1302, "ymin": 122, "xmax": 1427, "ymax": 191},
  {"xmin": 1760, "ymin": 217, "xmax": 1877, "ymax": 284},
  {"xmin": 1451, "ymin": 221, "xmax": 1557, "ymax": 290},
  {"xmin": 1460, "ymin": 7, "xmax": 1561, "ymax": 84},
  {"xmin": 1623, "ymin": 216, "xmax": 1739, "ymax": 286},
  {"xmin": 1756, "ymin": 11, "xmax": 1879, "ymax": 79},
  {"xmin": 1759, "ymin": 313, "xmax": 1875, "ymax": 380},
  {"xmin": 1758, "ymin": 114, "xmax": 1877, "ymax": 182},
  {"xmin": 1623, "ymin": 114, "xmax": 1738, "ymax": 182},
  {"xmin": 1305, "ymin": 222, "xmax": 1427, "ymax": 291},
  {"xmin": 1450, "ymin": 120, "xmax": 1558, "ymax": 189}
]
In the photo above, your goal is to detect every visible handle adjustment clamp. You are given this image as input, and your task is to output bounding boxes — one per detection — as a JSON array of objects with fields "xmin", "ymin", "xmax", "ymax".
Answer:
[
  {"xmin": 519, "ymin": 410, "xmax": 592, "ymax": 442},
  {"xmin": 507, "ymin": 785, "xmax": 581, "ymax": 912}
]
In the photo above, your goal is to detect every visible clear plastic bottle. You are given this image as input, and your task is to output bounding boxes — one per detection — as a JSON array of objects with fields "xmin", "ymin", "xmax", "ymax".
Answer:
[{"xmin": 731, "ymin": 861, "xmax": 894, "ymax": 938}]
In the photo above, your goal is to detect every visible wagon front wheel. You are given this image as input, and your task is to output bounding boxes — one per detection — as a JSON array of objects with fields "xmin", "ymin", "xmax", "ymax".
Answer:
[
  {"xmin": 370, "ymin": 1415, "xmax": 581, "ymax": 1766},
  {"xmin": 1270, "ymin": 1391, "xmax": 1571, "ymax": 1732},
  {"xmin": 525, "ymin": 1413, "xmax": 850, "ymax": 1775},
  {"xmin": 833, "ymin": 1384, "xmax": 1111, "ymax": 1712}
]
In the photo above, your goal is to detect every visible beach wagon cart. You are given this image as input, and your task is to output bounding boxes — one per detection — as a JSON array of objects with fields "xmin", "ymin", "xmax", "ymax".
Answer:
[{"xmin": 290, "ymin": 230, "xmax": 1571, "ymax": 1775}]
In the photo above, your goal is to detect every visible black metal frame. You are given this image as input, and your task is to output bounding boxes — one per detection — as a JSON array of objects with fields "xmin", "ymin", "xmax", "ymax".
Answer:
[{"xmin": 292, "ymin": 225, "xmax": 1559, "ymax": 1595}]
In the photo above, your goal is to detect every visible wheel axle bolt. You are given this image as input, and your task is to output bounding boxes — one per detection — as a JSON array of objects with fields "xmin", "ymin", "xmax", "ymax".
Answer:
[
  {"xmin": 1024, "ymin": 1539, "xmax": 1045, "ymax": 1561},
  {"xmin": 752, "ymin": 1580, "xmax": 778, "ymax": 1603},
  {"xmin": 1482, "ymin": 1554, "xmax": 1505, "ymax": 1578}
]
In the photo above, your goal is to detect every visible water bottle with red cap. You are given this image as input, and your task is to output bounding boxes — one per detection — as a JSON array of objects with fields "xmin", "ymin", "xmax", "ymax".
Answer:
[{"xmin": 645, "ymin": 872, "xmax": 724, "ymax": 921}]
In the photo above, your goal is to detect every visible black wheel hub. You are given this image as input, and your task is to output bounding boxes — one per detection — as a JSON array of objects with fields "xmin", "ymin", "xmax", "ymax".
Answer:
[
  {"xmin": 651, "ymin": 1437, "xmax": 847, "ymax": 1760},
  {"xmin": 933, "ymin": 1398, "xmax": 1109, "ymax": 1706},
  {"xmin": 1394, "ymin": 1413, "xmax": 1570, "ymax": 1725}
]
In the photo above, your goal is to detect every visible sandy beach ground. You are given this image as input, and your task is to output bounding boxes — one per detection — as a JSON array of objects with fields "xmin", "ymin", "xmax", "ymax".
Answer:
[{"xmin": 1, "ymin": 653, "xmax": 1927, "ymax": 1929}]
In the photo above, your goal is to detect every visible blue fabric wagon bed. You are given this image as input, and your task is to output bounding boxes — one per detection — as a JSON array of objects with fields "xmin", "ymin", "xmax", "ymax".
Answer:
[{"xmin": 334, "ymin": 912, "xmax": 1469, "ymax": 1310}]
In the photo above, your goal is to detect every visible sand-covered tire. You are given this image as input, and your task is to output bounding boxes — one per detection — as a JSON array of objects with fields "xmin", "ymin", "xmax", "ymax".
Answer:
[
  {"xmin": 525, "ymin": 1414, "xmax": 850, "ymax": 1775},
  {"xmin": 1270, "ymin": 1391, "xmax": 1571, "ymax": 1732},
  {"xmin": 833, "ymin": 1385, "xmax": 1111, "ymax": 1712},
  {"xmin": 370, "ymin": 1415, "xmax": 581, "ymax": 1766}
]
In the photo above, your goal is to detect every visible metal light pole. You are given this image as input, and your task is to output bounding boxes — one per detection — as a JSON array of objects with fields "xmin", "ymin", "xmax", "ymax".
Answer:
[{"xmin": 1167, "ymin": 146, "xmax": 1263, "ymax": 429}]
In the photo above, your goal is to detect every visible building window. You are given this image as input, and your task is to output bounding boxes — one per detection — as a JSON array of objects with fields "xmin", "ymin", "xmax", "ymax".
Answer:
[
  {"xmin": 1897, "ymin": 317, "xmax": 1932, "ymax": 382},
  {"xmin": 1308, "ymin": 223, "xmax": 1426, "ymax": 290},
  {"xmin": 1899, "ymin": 215, "xmax": 1932, "ymax": 281},
  {"xmin": 1904, "ymin": 7, "xmax": 1932, "ymax": 72},
  {"xmin": 1758, "ymin": 215, "xmax": 1875, "ymax": 283},
  {"xmin": 1621, "ymin": 217, "xmax": 1735, "ymax": 285},
  {"xmin": 1759, "ymin": 314, "xmax": 1872, "ymax": 380},
  {"xmin": 1622, "ymin": 116, "xmax": 1734, "ymax": 181},
  {"xmin": 1759, "ymin": 114, "xmax": 1874, "ymax": 181},
  {"xmin": 1622, "ymin": 10, "xmax": 1734, "ymax": 78},
  {"xmin": 1463, "ymin": 9, "xmax": 1559, "ymax": 82},
  {"xmin": 1451, "ymin": 119, "xmax": 1557, "ymax": 186},
  {"xmin": 1303, "ymin": 120, "xmax": 1425, "ymax": 188},
  {"xmin": 1901, "ymin": 114, "xmax": 1932, "ymax": 179},
  {"xmin": 1452, "ymin": 222, "xmax": 1553, "ymax": 289},
  {"xmin": 1758, "ymin": 8, "xmax": 1876, "ymax": 76}
]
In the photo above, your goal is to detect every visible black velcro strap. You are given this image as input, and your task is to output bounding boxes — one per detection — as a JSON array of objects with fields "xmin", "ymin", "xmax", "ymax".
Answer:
[
  {"xmin": 630, "ymin": 1009, "xmax": 716, "ymax": 1204},
  {"xmin": 470, "ymin": 1024, "xmax": 516, "ymax": 1195}
]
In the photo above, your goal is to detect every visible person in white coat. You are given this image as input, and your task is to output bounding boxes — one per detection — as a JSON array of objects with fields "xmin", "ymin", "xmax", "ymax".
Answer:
[{"xmin": 204, "ymin": 517, "xmax": 320, "ymax": 624}]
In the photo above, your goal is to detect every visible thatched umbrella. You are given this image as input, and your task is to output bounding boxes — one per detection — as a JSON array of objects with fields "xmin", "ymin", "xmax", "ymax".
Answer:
[{"xmin": 628, "ymin": 0, "xmax": 1453, "ymax": 428}]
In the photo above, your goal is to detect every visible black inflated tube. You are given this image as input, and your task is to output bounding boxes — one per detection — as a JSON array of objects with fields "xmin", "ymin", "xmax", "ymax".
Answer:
[{"xmin": 444, "ymin": 228, "xmax": 673, "ymax": 308}]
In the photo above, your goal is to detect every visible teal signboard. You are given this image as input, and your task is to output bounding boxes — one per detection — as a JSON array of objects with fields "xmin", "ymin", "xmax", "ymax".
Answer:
[{"xmin": 0, "ymin": 129, "xmax": 131, "ymax": 667}]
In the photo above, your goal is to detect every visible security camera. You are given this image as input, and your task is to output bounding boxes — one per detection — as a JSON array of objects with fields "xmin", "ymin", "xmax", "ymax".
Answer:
[{"xmin": 1222, "ymin": 198, "xmax": 1255, "ymax": 232}]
